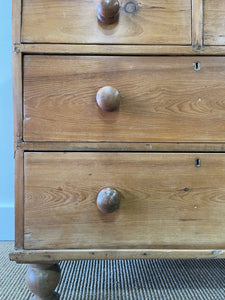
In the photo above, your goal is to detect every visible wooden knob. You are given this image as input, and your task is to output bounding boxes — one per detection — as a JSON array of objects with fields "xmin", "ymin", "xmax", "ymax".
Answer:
[
  {"xmin": 96, "ymin": 86, "xmax": 120, "ymax": 112},
  {"xmin": 97, "ymin": 0, "xmax": 120, "ymax": 24},
  {"xmin": 97, "ymin": 187, "xmax": 120, "ymax": 213}
]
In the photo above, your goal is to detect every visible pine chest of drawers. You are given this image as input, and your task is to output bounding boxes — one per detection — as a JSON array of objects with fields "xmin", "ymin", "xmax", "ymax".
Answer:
[{"xmin": 11, "ymin": 0, "xmax": 225, "ymax": 299}]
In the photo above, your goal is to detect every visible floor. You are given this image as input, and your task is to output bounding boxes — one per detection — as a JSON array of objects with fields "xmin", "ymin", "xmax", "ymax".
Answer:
[{"xmin": 1, "ymin": 242, "xmax": 225, "ymax": 299}]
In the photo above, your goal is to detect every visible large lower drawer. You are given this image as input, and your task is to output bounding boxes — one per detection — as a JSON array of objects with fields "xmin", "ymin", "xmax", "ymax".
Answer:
[
  {"xmin": 24, "ymin": 55, "xmax": 225, "ymax": 143},
  {"xmin": 24, "ymin": 152, "xmax": 225, "ymax": 250},
  {"xmin": 22, "ymin": 0, "xmax": 191, "ymax": 45}
]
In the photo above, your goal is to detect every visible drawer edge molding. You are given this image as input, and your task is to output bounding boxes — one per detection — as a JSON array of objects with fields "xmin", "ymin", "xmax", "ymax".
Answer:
[
  {"xmin": 10, "ymin": 249, "xmax": 225, "ymax": 263},
  {"xmin": 17, "ymin": 142, "xmax": 225, "ymax": 153},
  {"xmin": 16, "ymin": 44, "xmax": 225, "ymax": 55}
]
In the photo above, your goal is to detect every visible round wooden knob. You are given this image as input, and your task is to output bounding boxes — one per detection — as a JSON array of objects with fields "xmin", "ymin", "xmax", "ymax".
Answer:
[
  {"xmin": 97, "ymin": 0, "xmax": 120, "ymax": 24},
  {"xmin": 96, "ymin": 86, "xmax": 120, "ymax": 112},
  {"xmin": 97, "ymin": 187, "xmax": 120, "ymax": 213}
]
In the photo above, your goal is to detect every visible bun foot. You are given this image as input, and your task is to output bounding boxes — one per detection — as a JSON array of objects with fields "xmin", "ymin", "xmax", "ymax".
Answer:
[{"xmin": 26, "ymin": 263, "xmax": 61, "ymax": 300}]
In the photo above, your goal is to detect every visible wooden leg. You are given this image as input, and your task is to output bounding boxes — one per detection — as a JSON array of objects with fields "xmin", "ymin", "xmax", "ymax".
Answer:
[{"xmin": 25, "ymin": 263, "xmax": 61, "ymax": 300}]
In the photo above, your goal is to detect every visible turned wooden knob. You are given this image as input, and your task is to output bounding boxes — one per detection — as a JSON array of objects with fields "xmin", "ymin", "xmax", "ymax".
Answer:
[
  {"xmin": 97, "ymin": 187, "xmax": 120, "ymax": 213},
  {"xmin": 96, "ymin": 86, "xmax": 120, "ymax": 112},
  {"xmin": 97, "ymin": 0, "xmax": 120, "ymax": 24}
]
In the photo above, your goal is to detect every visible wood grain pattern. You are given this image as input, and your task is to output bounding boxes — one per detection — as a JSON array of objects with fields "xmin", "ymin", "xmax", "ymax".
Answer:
[
  {"xmin": 10, "ymin": 249, "xmax": 225, "ymax": 263},
  {"xmin": 204, "ymin": 1, "xmax": 225, "ymax": 45},
  {"xmin": 192, "ymin": 0, "xmax": 203, "ymax": 49},
  {"xmin": 24, "ymin": 55, "xmax": 225, "ymax": 143},
  {"xmin": 17, "ymin": 141, "xmax": 225, "ymax": 153},
  {"xmin": 16, "ymin": 44, "xmax": 225, "ymax": 55},
  {"xmin": 12, "ymin": 0, "xmax": 24, "ymax": 250},
  {"xmin": 13, "ymin": 47, "xmax": 24, "ymax": 250},
  {"xmin": 22, "ymin": 0, "xmax": 191, "ymax": 45},
  {"xmin": 13, "ymin": 52, "xmax": 23, "ymax": 153},
  {"xmin": 24, "ymin": 152, "xmax": 225, "ymax": 250},
  {"xmin": 15, "ymin": 150, "xmax": 24, "ymax": 249},
  {"xmin": 12, "ymin": 0, "xmax": 22, "ymax": 44}
]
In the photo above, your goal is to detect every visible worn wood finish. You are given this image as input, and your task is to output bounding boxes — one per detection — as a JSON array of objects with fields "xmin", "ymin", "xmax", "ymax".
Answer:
[
  {"xmin": 22, "ymin": 0, "xmax": 191, "ymax": 45},
  {"xmin": 15, "ymin": 150, "xmax": 24, "ymax": 249},
  {"xmin": 12, "ymin": 52, "xmax": 23, "ymax": 152},
  {"xmin": 12, "ymin": 0, "xmax": 22, "ymax": 44},
  {"xmin": 192, "ymin": 0, "xmax": 203, "ymax": 49},
  {"xmin": 11, "ymin": 0, "xmax": 24, "ymax": 252},
  {"xmin": 24, "ymin": 55, "xmax": 225, "ymax": 143},
  {"xmin": 10, "ymin": 249, "xmax": 225, "ymax": 263},
  {"xmin": 12, "ymin": 0, "xmax": 225, "ymax": 273},
  {"xmin": 16, "ymin": 141, "xmax": 225, "ymax": 153},
  {"xmin": 15, "ymin": 44, "xmax": 225, "ymax": 55},
  {"xmin": 204, "ymin": 1, "xmax": 225, "ymax": 45},
  {"xmin": 24, "ymin": 152, "xmax": 225, "ymax": 250}
]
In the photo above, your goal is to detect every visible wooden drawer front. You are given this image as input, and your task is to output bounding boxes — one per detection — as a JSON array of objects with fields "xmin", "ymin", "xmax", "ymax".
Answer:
[
  {"xmin": 22, "ymin": 0, "xmax": 191, "ymax": 45},
  {"xmin": 24, "ymin": 55, "xmax": 225, "ymax": 143},
  {"xmin": 204, "ymin": 1, "xmax": 225, "ymax": 45},
  {"xmin": 24, "ymin": 152, "xmax": 225, "ymax": 250}
]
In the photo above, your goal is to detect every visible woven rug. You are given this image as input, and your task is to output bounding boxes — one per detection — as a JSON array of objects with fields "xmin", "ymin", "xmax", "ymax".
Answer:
[{"xmin": 1, "ymin": 242, "xmax": 225, "ymax": 300}]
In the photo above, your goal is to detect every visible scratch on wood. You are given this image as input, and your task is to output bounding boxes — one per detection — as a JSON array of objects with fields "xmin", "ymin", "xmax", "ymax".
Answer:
[{"xmin": 149, "ymin": 6, "xmax": 166, "ymax": 10}]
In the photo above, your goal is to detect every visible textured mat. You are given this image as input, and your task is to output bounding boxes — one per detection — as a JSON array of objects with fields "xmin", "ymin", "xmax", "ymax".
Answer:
[{"xmin": 1, "ymin": 242, "xmax": 225, "ymax": 300}]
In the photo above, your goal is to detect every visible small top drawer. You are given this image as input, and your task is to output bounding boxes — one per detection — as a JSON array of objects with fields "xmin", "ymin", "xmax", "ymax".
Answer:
[
  {"xmin": 22, "ymin": 0, "xmax": 191, "ymax": 45},
  {"xmin": 204, "ymin": 1, "xmax": 225, "ymax": 45}
]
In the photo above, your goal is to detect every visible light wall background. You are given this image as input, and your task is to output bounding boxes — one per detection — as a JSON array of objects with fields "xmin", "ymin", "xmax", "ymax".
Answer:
[{"xmin": 0, "ymin": 1, "xmax": 14, "ymax": 240}]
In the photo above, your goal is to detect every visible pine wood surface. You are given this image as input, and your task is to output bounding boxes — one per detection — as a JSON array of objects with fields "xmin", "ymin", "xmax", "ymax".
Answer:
[
  {"xmin": 22, "ymin": 0, "xmax": 191, "ymax": 45},
  {"xmin": 10, "ymin": 249, "xmax": 225, "ymax": 263},
  {"xmin": 12, "ymin": 0, "xmax": 22, "ymax": 44},
  {"xmin": 16, "ymin": 141, "xmax": 225, "ymax": 153},
  {"xmin": 14, "ymin": 150, "xmax": 24, "ymax": 249},
  {"xmin": 15, "ymin": 44, "xmax": 225, "ymax": 55},
  {"xmin": 24, "ymin": 152, "xmax": 225, "ymax": 250},
  {"xmin": 12, "ymin": 52, "xmax": 22, "ymax": 152},
  {"xmin": 192, "ymin": 0, "xmax": 203, "ymax": 49},
  {"xmin": 24, "ymin": 55, "xmax": 225, "ymax": 143},
  {"xmin": 204, "ymin": 1, "xmax": 225, "ymax": 45},
  {"xmin": 12, "ymin": 0, "xmax": 225, "ymax": 262}
]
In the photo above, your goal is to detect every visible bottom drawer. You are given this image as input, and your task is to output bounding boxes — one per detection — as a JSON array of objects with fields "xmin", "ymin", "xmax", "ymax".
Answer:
[{"xmin": 24, "ymin": 152, "xmax": 225, "ymax": 250}]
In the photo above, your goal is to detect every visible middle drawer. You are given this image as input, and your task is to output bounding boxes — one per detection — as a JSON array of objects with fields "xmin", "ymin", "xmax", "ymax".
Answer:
[{"xmin": 24, "ymin": 55, "xmax": 225, "ymax": 143}]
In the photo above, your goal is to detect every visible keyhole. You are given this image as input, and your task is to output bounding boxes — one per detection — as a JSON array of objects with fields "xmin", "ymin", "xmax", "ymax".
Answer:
[
  {"xmin": 195, "ymin": 158, "xmax": 201, "ymax": 167},
  {"xmin": 194, "ymin": 61, "xmax": 200, "ymax": 71}
]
